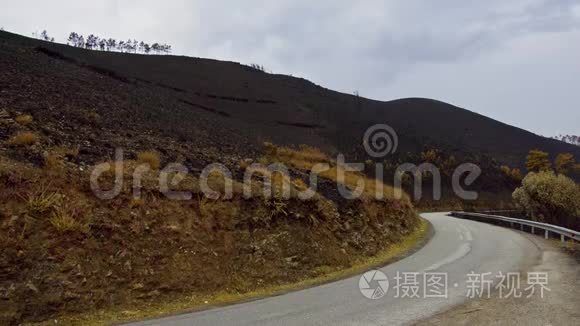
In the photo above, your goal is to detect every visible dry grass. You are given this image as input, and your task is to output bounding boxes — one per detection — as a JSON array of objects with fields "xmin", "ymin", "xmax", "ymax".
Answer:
[
  {"xmin": 0, "ymin": 151, "xmax": 417, "ymax": 325},
  {"xmin": 238, "ymin": 159, "xmax": 252, "ymax": 169},
  {"xmin": 15, "ymin": 114, "xmax": 33, "ymax": 125},
  {"xmin": 44, "ymin": 153, "xmax": 64, "ymax": 170},
  {"xmin": 244, "ymin": 165, "xmax": 300, "ymax": 199},
  {"xmin": 49, "ymin": 207, "xmax": 85, "ymax": 233},
  {"xmin": 44, "ymin": 146, "xmax": 79, "ymax": 170},
  {"xmin": 9, "ymin": 132, "xmax": 38, "ymax": 146},
  {"xmin": 53, "ymin": 145, "xmax": 79, "ymax": 158},
  {"xmin": 26, "ymin": 189, "xmax": 64, "ymax": 214},
  {"xmin": 264, "ymin": 142, "xmax": 328, "ymax": 167},
  {"xmin": 137, "ymin": 151, "xmax": 161, "ymax": 170},
  {"xmin": 129, "ymin": 197, "xmax": 145, "ymax": 208},
  {"xmin": 263, "ymin": 143, "xmax": 405, "ymax": 200},
  {"xmin": 292, "ymin": 178, "xmax": 308, "ymax": 191}
]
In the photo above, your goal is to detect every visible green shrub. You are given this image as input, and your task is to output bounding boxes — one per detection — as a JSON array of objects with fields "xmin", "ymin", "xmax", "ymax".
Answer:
[{"xmin": 512, "ymin": 170, "xmax": 579, "ymax": 229}]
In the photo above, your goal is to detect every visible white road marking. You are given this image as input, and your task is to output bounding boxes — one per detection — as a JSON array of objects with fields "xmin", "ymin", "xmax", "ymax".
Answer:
[
  {"xmin": 422, "ymin": 243, "xmax": 472, "ymax": 272},
  {"xmin": 464, "ymin": 230, "xmax": 473, "ymax": 241},
  {"xmin": 458, "ymin": 225, "xmax": 474, "ymax": 242}
]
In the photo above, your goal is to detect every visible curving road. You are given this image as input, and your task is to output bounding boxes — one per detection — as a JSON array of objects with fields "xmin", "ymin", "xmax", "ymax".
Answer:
[{"xmin": 129, "ymin": 212, "xmax": 541, "ymax": 326}]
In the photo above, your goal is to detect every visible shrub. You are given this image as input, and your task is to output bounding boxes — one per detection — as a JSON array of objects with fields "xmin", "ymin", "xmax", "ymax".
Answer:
[
  {"xmin": 554, "ymin": 153, "xmax": 575, "ymax": 175},
  {"xmin": 9, "ymin": 132, "xmax": 38, "ymax": 146},
  {"xmin": 512, "ymin": 170, "xmax": 579, "ymax": 229},
  {"xmin": 137, "ymin": 150, "xmax": 161, "ymax": 170},
  {"xmin": 15, "ymin": 114, "xmax": 33, "ymax": 125},
  {"xmin": 500, "ymin": 165, "xmax": 523, "ymax": 181},
  {"xmin": 421, "ymin": 149, "xmax": 440, "ymax": 163},
  {"xmin": 526, "ymin": 149, "xmax": 551, "ymax": 172}
]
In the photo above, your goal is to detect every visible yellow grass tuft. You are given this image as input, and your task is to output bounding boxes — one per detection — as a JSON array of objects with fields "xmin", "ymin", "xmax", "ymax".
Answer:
[
  {"xmin": 15, "ymin": 114, "xmax": 33, "ymax": 125},
  {"xmin": 53, "ymin": 145, "xmax": 80, "ymax": 158},
  {"xmin": 50, "ymin": 206, "xmax": 88, "ymax": 233},
  {"xmin": 44, "ymin": 146, "xmax": 79, "ymax": 170},
  {"xmin": 263, "ymin": 143, "xmax": 406, "ymax": 200},
  {"xmin": 27, "ymin": 191, "xmax": 64, "ymax": 214},
  {"xmin": 129, "ymin": 197, "xmax": 145, "ymax": 208},
  {"xmin": 239, "ymin": 159, "xmax": 252, "ymax": 170},
  {"xmin": 292, "ymin": 178, "xmax": 308, "ymax": 191},
  {"xmin": 137, "ymin": 151, "xmax": 161, "ymax": 170},
  {"xmin": 9, "ymin": 132, "xmax": 38, "ymax": 146}
]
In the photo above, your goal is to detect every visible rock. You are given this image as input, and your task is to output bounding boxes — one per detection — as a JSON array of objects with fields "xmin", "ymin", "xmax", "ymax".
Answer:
[
  {"xmin": 25, "ymin": 281, "xmax": 39, "ymax": 293},
  {"xmin": 63, "ymin": 291, "xmax": 81, "ymax": 300},
  {"xmin": 146, "ymin": 290, "xmax": 160, "ymax": 298},
  {"xmin": 131, "ymin": 283, "xmax": 144, "ymax": 290},
  {"xmin": 284, "ymin": 255, "xmax": 298, "ymax": 262},
  {"xmin": 343, "ymin": 221, "xmax": 351, "ymax": 231},
  {"xmin": 285, "ymin": 255, "xmax": 300, "ymax": 267}
]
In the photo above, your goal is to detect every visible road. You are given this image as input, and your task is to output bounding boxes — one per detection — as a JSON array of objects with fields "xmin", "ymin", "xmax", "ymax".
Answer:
[{"xmin": 129, "ymin": 212, "xmax": 541, "ymax": 326}]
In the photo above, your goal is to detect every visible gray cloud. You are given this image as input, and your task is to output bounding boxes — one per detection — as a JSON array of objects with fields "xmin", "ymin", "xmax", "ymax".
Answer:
[{"xmin": 0, "ymin": 0, "xmax": 579, "ymax": 135}]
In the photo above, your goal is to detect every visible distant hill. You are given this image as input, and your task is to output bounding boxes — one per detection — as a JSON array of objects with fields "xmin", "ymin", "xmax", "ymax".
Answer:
[{"xmin": 1, "ymin": 30, "xmax": 578, "ymax": 186}]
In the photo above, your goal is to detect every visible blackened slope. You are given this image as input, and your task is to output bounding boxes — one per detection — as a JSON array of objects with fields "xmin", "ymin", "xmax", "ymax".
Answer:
[{"xmin": 1, "ymin": 30, "xmax": 578, "ymax": 168}]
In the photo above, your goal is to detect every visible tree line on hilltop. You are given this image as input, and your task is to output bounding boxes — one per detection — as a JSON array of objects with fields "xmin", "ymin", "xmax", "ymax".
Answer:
[
  {"xmin": 31, "ymin": 29, "xmax": 172, "ymax": 54},
  {"xmin": 553, "ymin": 134, "xmax": 580, "ymax": 146}
]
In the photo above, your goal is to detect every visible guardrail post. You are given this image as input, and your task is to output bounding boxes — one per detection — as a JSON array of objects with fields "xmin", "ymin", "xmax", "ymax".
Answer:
[
  {"xmin": 561, "ymin": 234, "xmax": 565, "ymax": 243},
  {"xmin": 510, "ymin": 222, "xmax": 514, "ymax": 228},
  {"xmin": 545, "ymin": 230, "xmax": 549, "ymax": 239},
  {"xmin": 520, "ymin": 224, "xmax": 523, "ymax": 231},
  {"xmin": 531, "ymin": 226, "xmax": 535, "ymax": 234}
]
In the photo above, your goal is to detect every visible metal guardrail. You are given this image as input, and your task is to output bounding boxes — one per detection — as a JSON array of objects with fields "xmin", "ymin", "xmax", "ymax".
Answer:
[{"xmin": 449, "ymin": 211, "xmax": 580, "ymax": 242}]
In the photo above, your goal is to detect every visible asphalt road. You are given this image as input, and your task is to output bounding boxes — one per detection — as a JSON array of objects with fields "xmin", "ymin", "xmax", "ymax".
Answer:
[{"xmin": 129, "ymin": 212, "xmax": 540, "ymax": 326}]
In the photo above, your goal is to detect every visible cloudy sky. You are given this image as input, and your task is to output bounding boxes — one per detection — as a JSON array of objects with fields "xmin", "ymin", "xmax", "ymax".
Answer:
[{"xmin": 1, "ymin": 0, "xmax": 579, "ymax": 136}]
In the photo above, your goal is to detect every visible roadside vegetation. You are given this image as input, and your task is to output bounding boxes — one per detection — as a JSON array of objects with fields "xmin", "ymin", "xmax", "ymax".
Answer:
[
  {"xmin": 8, "ymin": 131, "xmax": 38, "ymax": 146},
  {"xmin": 0, "ymin": 140, "xmax": 420, "ymax": 324},
  {"xmin": 511, "ymin": 150, "xmax": 579, "ymax": 230}
]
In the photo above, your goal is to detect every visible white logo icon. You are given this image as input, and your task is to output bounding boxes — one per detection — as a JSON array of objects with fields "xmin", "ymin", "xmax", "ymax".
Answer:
[
  {"xmin": 359, "ymin": 270, "xmax": 389, "ymax": 299},
  {"xmin": 363, "ymin": 124, "xmax": 398, "ymax": 158}
]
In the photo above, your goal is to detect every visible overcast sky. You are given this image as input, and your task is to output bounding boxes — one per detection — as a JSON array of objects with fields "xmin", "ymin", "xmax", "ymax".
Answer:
[{"xmin": 1, "ymin": 0, "xmax": 579, "ymax": 136}]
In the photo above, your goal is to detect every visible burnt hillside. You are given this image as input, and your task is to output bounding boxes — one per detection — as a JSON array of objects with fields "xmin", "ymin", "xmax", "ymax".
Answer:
[{"xmin": 1, "ymin": 30, "xmax": 578, "ymax": 171}]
